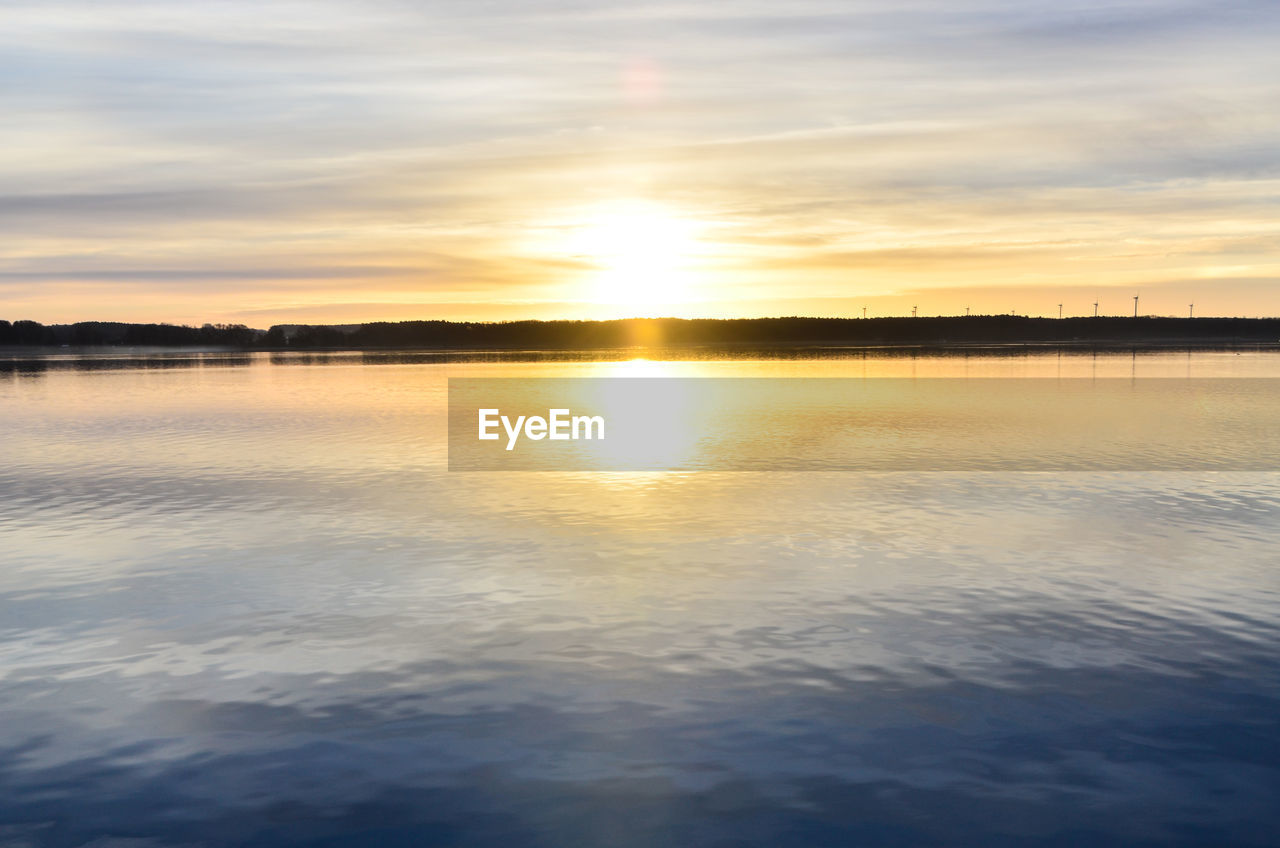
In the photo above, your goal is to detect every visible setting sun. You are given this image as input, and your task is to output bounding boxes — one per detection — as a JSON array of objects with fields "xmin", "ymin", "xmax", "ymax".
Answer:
[{"xmin": 569, "ymin": 202, "xmax": 701, "ymax": 316}]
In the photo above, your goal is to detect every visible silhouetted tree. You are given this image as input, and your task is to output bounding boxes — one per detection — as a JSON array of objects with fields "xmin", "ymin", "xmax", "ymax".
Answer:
[{"xmin": 4, "ymin": 315, "xmax": 1280, "ymax": 349}]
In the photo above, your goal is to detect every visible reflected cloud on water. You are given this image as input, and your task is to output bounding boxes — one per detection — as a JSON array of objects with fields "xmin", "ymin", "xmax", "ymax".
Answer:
[{"xmin": 1, "ymin": 352, "xmax": 1279, "ymax": 845}]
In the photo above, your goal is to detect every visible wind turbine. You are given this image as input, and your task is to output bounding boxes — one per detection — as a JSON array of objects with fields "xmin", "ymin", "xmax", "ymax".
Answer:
[
  {"xmin": 912, "ymin": 305, "xmax": 918, "ymax": 318},
  {"xmin": 1133, "ymin": 295, "xmax": 1139, "ymax": 318},
  {"xmin": 1058, "ymin": 303, "xmax": 1063, "ymax": 319},
  {"xmin": 1093, "ymin": 299, "xmax": 1099, "ymax": 317},
  {"xmin": 1189, "ymin": 303, "xmax": 1194, "ymax": 318}
]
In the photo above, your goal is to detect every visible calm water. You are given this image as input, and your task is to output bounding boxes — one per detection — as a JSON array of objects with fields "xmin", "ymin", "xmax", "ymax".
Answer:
[{"xmin": 2, "ymin": 349, "xmax": 1279, "ymax": 847}]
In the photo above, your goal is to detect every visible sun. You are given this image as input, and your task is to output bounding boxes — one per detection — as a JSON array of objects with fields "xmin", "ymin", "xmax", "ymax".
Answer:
[{"xmin": 569, "ymin": 201, "xmax": 700, "ymax": 316}]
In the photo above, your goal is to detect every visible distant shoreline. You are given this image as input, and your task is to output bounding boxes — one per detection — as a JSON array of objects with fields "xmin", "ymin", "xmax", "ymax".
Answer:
[
  {"xmin": 4, "ymin": 340, "xmax": 1280, "ymax": 360},
  {"xmin": 4, "ymin": 315, "xmax": 1280, "ymax": 352}
]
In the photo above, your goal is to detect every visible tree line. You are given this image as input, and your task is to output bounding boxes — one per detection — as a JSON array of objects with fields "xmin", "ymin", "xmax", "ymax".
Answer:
[
  {"xmin": 0, "ymin": 320, "xmax": 257, "ymax": 347},
  {"xmin": 4, "ymin": 315, "xmax": 1280, "ymax": 349}
]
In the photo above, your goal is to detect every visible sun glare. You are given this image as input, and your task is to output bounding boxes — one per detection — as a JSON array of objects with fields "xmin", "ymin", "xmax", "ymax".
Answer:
[{"xmin": 570, "ymin": 202, "xmax": 700, "ymax": 316}]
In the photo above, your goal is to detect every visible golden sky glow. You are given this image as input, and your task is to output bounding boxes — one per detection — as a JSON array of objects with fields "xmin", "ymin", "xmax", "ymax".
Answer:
[{"xmin": 2, "ymin": 1, "xmax": 1279, "ymax": 324}]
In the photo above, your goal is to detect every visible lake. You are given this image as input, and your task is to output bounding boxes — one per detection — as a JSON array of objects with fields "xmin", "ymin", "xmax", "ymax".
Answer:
[{"xmin": 2, "ymin": 349, "xmax": 1279, "ymax": 846}]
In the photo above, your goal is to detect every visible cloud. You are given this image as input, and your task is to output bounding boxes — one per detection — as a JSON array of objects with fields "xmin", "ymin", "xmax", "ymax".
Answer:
[{"xmin": 2, "ymin": 0, "xmax": 1279, "ymax": 321}]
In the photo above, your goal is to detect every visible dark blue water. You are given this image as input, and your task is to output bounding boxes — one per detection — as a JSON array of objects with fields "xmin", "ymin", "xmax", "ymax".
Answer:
[{"xmin": 2, "ymin": 351, "xmax": 1279, "ymax": 846}]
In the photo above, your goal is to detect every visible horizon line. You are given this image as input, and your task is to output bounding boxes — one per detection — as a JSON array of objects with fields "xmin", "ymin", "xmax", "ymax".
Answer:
[{"xmin": 6, "ymin": 313, "xmax": 1280, "ymax": 333}]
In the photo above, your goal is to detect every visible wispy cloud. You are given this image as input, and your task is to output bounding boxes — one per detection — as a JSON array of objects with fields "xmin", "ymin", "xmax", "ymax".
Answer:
[{"xmin": 2, "ymin": 0, "xmax": 1278, "ymax": 322}]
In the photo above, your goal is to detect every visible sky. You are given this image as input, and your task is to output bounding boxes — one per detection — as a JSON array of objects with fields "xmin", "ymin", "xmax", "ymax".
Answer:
[{"xmin": 2, "ymin": 0, "xmax": 1279, "ymax": 325}]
